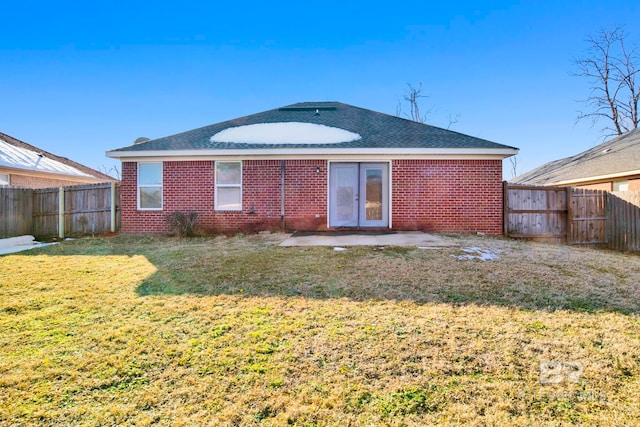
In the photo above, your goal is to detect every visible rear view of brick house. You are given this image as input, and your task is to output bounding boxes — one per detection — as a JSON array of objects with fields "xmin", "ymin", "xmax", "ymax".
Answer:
[{"xmin": 107, "ymin": 102, "xmax": 517, "ymax": 235}]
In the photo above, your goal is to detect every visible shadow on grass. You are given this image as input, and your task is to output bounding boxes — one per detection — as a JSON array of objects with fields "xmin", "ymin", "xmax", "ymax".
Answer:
[
  {"xmin": 129, "ymin": 239, "xmax": 640, "ymax": 315},
  {"xmin": 13, "ymin": 234, "xmax": 639, "ymax": 315},
  {"xmin": 134, "ymin": 271, "xmax": 638, "ymax": 315}
]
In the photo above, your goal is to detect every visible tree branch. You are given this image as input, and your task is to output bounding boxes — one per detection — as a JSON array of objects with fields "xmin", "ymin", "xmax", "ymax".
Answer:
[{"xmin": 573, "ymin": 26, "xmax": 639, "ymax": 136}]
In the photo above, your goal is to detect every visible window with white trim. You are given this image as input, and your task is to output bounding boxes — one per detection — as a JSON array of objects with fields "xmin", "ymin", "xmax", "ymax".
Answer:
[
  {"xmin": 138, "ymin": 162, "xmax": 163, "ymax": 210},
  {"xmin": 215, "ymin": 161, "xmax": 242, "ymax": 210},
  {"xmin": 0, "ymin": 173, "xmax": 9, "ymax": 186},
  {"xmin": 613, "ymin": 180, "xmax": 629, "ymax": 192}
]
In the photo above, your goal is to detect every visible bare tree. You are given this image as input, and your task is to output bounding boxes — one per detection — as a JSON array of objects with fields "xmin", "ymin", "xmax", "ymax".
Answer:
[
  {"xmin": 509, "ymin": 155, "xmax": 518, "ymax": 179},
  {"xmin": 99, "ymin": 164, "xmax": 121, "ymax": 180},
  {"xmin": 397, "ymin": 83, "xmax": 461, "ymax": 130},
  {"xmin": 399, "ymin": 83, "xmax": 432, "ymax": 124},
  {"xmin": 446, "ymin": 113, "xmax": 461, "ymax": 130},
  {"xmin": 574, "ymin": 26, "xmax": 640, "ymax": 136}
]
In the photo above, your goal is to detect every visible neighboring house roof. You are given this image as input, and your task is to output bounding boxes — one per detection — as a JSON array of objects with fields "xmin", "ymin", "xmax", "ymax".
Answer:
[
  {"xmin": 0, "ymin": 131, "xmax": 116, "ymax": 182},
  {"xmin": 107, "ymin": 102, "xmax": 517, "ymax": 159},
  {"xmin": 513, "ymin": 128, "xmax": 640, "ymax": 186}
]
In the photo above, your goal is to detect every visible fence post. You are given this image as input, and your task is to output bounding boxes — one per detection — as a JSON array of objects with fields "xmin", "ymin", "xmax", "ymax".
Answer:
[
  {"xmin": 110, "ymin": 181, "xmax": 116, "ymax": 233},
  {"xmin": 58, "ymin": 187, "xmax": 65, "ymax": 239},
  {"xmin": 566, "ymin": 186, "xmax": 572, "ymax": 245}
]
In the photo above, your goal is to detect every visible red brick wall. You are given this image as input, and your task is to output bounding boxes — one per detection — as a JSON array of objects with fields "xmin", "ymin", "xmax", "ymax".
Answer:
[
  {"xmin": 121, "ymin": 159, "xmax": 504, "ymax": 235},
  {"xmin": 392, "ymin": 160, "xmax": 504, "ymax": 234},
  {"xmin": 577, "ymin": 182, "xmax": 613, "ymax": 191},
  {"xmin": 574, "ymin": 177, "xmax": 640, "ymax": 191},
  {"xmin": 121, "ymin": 160, "xmax": 326, "ymax": 234},
  {"xmin": 283, "ymin": 160, "xmax": 327, "ymax": 230},
  {"xmin": 121, "ymin": 161, "xmax": 167, "ymax": 233}
]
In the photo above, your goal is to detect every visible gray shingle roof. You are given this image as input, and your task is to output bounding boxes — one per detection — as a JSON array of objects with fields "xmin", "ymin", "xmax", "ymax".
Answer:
[
  {"xmin": 513, "ymin": 128, "xmax": 640, "ymax": 185},
  {"xmin": 108, "ymin": 102, "xmax": 516, "ymax": 153}
]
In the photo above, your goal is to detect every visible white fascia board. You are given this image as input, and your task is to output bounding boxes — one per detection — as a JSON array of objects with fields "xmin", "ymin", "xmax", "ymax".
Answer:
[
  {"xmin": 0, "ymin": 165, "xmax": 109, "ymax": 183},
  {"xmin": 551, "ymin": 169, "xmax": 640, "ymax": 186},
  {"xmin": 106, "ymin": 147, "xmax": 519, "ymax": 161}
]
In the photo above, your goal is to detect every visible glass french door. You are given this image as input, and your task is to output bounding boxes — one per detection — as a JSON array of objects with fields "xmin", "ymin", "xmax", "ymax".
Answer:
[{"xmin": 329, "ymin": 163, "xmax": 389, "ymax": 228}]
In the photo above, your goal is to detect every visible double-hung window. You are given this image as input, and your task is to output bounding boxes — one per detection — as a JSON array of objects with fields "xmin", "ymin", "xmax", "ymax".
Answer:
[
  {"xmin": 0, "ymin": 173, "xmax": 9, "ymax": 186},
  {"xmin": 138, "ymin": 162, "xmax": 163, "ymax": 210},
  {"xmin": 215, "ymin": 161, "xmax": 242, "ymax": 210}
]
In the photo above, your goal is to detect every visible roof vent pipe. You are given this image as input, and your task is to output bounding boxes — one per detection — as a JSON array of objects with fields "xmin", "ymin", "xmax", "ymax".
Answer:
[{"xmin": 134, "ymin": 137, "xmax": 151, "ymax": 145}]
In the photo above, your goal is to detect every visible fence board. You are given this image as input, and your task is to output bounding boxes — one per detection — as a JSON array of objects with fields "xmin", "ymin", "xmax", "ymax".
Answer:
[
  {"xmin": 32, "ymin": 188, "xmax": 61, "ymax": 238},
  {"xmin": 64, "ymin": 184, "xmax": 116, "ymax": 236},
  {"xmin": 506, "ymin": 183, "xmax": 640, "ymax": 252},
  {"xmin": 1, "ymin": 183, "xmax": 119, "ymax": 239},
  {"xmin": 0, "ymin": 187, "xmax": 32, "ymax": 238},
  {"xmin": 608, "ymin": 193, "xmax": 640, "ymax": 252},
  {"xmin": 569, "ymin": 188, "xmax": 607, "ymax": 245},
  {"xmin": 504, "ymin": 184, "xmax": 567, "ymax": 243}
]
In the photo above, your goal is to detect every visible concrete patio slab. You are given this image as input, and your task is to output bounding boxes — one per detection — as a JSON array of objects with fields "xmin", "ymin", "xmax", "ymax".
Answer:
[
  {"xmin": 279, "ymin": 231, "xmax": 459, "ymax": 247},
  {"xmin": 0, "ymin": 235, "xmax": 58, "ymax": 255}
]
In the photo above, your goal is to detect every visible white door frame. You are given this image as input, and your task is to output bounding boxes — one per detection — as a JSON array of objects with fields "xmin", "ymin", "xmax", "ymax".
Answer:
[
  {"xmin": 328, "ymin": 161, "xmax": 391, "ymax": 228},
  {"xmin": 328, "ymin": 162, "xmax": 359, "ymax": 227}
]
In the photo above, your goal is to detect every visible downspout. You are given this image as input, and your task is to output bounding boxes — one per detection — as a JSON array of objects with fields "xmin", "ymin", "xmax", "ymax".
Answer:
[{"xmin": 280, "ymin": 160, "xmax": 286, "ymax": 230}]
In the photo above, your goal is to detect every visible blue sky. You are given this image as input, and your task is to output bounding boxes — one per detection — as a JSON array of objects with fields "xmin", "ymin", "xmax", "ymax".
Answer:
[{"xmin": 2, "ymin": 1, "xmax": 639, "ymax": 178}]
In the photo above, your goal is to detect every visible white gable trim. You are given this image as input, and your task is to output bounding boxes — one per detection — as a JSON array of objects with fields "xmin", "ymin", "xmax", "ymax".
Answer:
[{"xmin": 107, "ymin": 147, "xmax": 518, "ymax": 161}]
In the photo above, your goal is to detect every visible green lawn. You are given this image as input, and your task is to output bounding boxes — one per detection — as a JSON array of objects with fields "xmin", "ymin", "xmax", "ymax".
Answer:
[{"xmin": 0, "ymin": 233, "xmax": 639, "ymax": 426}]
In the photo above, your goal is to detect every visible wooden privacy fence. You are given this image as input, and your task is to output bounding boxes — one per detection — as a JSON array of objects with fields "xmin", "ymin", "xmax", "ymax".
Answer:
[
  {"xmin": 504, "ymin": 183, "xmax": 640, "ymax": 252},
  {"xmin": 503, "ymin": 184, "xmax": 569, "ymax": 244},
  {"xmin": 608, "ymin": 191, "xmax": 640, "ymax": 252},
  {"xmin": 0, "ymin": 187, "xmax": 32, "ymax": 238},
  {"xmin": 0, "ymin": 183, "xmax": 119, "ymax": 239}
]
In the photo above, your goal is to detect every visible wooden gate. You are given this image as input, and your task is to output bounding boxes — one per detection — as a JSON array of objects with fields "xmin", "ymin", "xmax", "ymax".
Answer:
[
  {"xmin": 503, "ymin": 184, "xmax": 569, "ymax": 244},
  {"xmin": 567, "ymin": 188, "xmax": 607, "ymax": 245},
  {"xmin": 504, "ymin": 184, "xmax": 607, "ymax": 246}
]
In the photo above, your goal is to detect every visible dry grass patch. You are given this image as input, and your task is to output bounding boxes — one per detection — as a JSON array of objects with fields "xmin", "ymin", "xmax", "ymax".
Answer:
[{"xmin": 0, "ymin": 233, "xmax": 639, "ymax": 425}]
